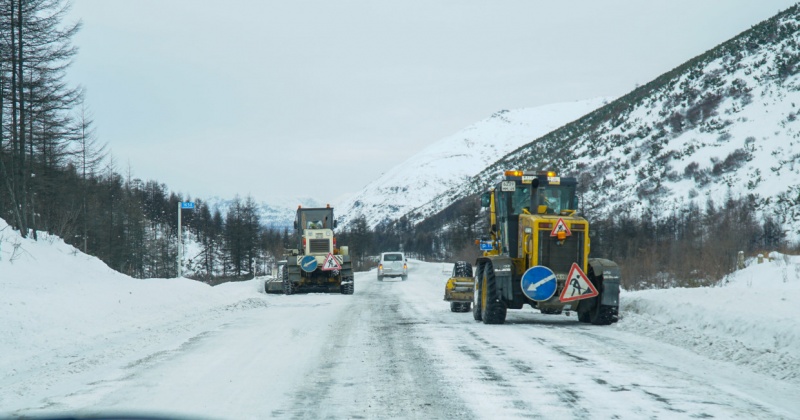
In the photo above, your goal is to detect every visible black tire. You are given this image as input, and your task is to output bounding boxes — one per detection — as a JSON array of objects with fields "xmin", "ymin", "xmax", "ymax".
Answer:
[
  {"xmin": 480, "ymin": 263, "xmax": 507, "ymax": 325},
  {"xmin": 453, "ymin": 261, "xmax": 473, "ymax": 278},
  {"xmin": 450, "ymin": 302, "xmax": 470, "ymax": 312},
  {"xmin": 282, "ymin": 269, "xmax": 294, "ymax": 295},
  {"xmin": 585, "ymin": 268, "xmax": 617, "ymax": 325},
  {"xmin": 473, "ymin": 263, "xmax": 484, "ymax": 321},
  {"xmin": 588, "ymin": 299, "xmax": 616, "ymax": 325},
  {"xmin": 341, "ymin": 278, "xmax": 354, "ymax": 295},
  {"xmin": 578, "ymin": 306, "xmax": 591, "ymax": 323}
]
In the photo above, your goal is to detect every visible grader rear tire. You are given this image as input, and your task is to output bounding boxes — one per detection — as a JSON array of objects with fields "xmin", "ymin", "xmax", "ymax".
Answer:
[{"xmin": 583, "ymin": 267, "xmax": 617, "ymax": 325}]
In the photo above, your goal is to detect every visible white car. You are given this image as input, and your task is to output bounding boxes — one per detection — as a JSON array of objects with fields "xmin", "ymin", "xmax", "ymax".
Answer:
[{"xmin": 377, "ymin": 252, "xmax": 407, "ymax": 281}]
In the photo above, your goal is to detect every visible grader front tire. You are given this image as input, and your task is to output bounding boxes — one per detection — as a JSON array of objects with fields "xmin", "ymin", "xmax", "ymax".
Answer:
[
  {"xmin": 480, "ymin": 263, "xmax": 507, "ymax": 325},
  {"xmin": 472, "ymin": 262, "xmax": 484, "ymax": 321}
]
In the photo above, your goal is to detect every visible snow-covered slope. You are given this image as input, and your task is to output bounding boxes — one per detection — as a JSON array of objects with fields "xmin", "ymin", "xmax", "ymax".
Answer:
[
  {"xmin": 0, "ymin": 218, "xmax": 260, "ymax": 365},
  {"xmin": 618, "ymin": 251, "xmax": 800, "ymax": 385},
  {"xmin": 0, "ymin": 218, "xmax": 266, "ymax": 411},
  {"xmin": 417, "ymin": 6, "xmax": 800, "ymax": 241},
  {"xmin": 337, "ymin": 99, "xmax": 611, "ymax": 228}
]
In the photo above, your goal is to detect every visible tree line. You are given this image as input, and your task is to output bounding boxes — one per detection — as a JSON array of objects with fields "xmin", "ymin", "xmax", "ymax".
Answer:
[
  {"xmin": 587, "ymin": 194, "xmax": 788, "ymax": 289},
  {"xmin": 0, "ymin": 0, "xmax": 283, "ymax": 282}
]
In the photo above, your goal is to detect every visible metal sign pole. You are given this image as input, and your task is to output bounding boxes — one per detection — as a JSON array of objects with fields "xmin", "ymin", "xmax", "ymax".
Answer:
[
  {"xmin": 176, "ymin": 201, "xmax": 195, "ymax": 278},
  {"xmin": 177, "ymin": 201, "xmax": 182, "ymax": 278}
]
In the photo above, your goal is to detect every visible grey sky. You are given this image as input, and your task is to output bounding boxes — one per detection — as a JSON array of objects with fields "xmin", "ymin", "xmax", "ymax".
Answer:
[{"xmin": 66, "ymin": 1, "xmax": 798, "ymax": 205}]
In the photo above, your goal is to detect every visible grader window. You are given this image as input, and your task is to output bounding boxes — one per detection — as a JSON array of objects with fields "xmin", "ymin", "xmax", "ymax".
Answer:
[
  {"xmin": 534, "ymin": 186, "xmax": 577, "ymax": 214},
  {"xmin": 511, "ymin": 186, "xmax": 532, "ymax": 215},
  {"xmin": 297, "ymin": 209, "xmax": 335, "ymax": 230}
]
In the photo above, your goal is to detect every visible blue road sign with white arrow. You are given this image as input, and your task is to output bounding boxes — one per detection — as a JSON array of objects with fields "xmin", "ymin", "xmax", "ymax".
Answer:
[
  {"xmin": 300, "ymin": 255, "xmax": 318, "ymax": 272},
  {"xmin": 181, "ymin": 202, "xmax": 195, "ymax": 209},
  {"xmin": 520, "ymin": 266, "xmax": 557, "ymax": 301}
]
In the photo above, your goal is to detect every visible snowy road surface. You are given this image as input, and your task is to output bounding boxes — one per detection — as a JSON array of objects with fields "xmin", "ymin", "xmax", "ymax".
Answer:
[{"xmin": 5, "ymin": 261, "xmax": 800, "ymax": 419}]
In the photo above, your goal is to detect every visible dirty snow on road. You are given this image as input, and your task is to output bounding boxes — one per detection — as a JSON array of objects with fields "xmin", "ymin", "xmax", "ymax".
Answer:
[{"xmin": 2, "ymin": 223, "xmax": 799, "ymax": 419}]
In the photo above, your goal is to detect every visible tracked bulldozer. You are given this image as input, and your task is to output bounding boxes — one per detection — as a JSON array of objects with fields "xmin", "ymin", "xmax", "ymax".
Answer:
[{"xmin": 471, "ymin": 170, "xmax": 620, "ymax": 325}]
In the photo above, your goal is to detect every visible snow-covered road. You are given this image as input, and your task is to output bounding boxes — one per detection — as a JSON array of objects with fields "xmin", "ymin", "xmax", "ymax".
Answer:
[{"xmin": 4, "ymin": 259, "xmax": 800, "ymax": 419}]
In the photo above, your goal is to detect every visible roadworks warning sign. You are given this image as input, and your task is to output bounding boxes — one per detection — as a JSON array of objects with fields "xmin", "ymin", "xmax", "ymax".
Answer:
[
  {"xmin": 550, "ymin": 218, "xmax": 572, "ymax": 237},
  {"xmin": 321, "ymin": 253, "xmax": 342, "ymax": 271},
  {"xmin": 559, "ymin": 263, "xmax": 598, "ymax": 302}
]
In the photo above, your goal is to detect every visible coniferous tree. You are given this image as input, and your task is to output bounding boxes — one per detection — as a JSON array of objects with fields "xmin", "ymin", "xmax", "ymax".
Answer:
[{"xmin": 0, "ymin": 0, "xmax": 81, "ymax": 237}]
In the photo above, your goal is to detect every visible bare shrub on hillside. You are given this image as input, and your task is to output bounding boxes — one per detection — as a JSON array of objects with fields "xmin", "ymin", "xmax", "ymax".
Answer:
[{"xmin": 590, "ymin": 195, "xmax": 765, "ymax": 290}]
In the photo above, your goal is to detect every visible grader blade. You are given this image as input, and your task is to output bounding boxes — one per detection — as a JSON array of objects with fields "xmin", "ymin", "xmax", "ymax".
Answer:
[
  {"xmin": 444, "ymin": 277, "xmax": 474, "ymax": 302},
  {"xmin": 264, "ymin": 278, "xmax": 284, "ymax": 294}
]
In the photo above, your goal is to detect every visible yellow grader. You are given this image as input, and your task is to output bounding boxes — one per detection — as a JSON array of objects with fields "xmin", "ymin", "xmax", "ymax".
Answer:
[{"xmin": 445, "ymin": 170, "xmax": 620, "ymax": 325}]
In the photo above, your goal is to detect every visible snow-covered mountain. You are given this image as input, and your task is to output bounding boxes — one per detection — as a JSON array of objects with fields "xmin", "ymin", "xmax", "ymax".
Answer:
[
  {"xmin": 337, "ymin": 99, "xmax": 612, "ymax": 228},
  {"xmin": 202, "ymin": 196, "xmax": 324, "ymax": 229},
  {"xmin": 415, "ymin": 5, "xmax": 800, "ymax": 241}
]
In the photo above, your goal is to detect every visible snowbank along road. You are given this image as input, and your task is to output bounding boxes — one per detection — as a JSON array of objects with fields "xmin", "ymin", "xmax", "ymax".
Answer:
[{"xmin": 4, "ymin": 260, "xmax": 800, "ymax": 419}]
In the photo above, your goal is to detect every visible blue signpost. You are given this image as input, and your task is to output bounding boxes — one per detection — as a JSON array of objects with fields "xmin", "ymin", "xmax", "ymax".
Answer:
[
  {"xmin": 520, "ymin": 266, "xmax": 558, "ymax": 302},
  {"xmin": 177, "ymin": 202, "xmax": 196, "ymax": 277}
]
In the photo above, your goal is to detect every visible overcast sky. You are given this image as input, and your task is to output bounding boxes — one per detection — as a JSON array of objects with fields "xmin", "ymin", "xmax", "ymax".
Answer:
[{"xmin": 65, "ymin": 0, "xmax": 798, "ymax": 205}]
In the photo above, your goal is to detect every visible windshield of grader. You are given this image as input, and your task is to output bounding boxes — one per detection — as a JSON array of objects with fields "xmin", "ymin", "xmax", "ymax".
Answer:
[
  {"xmin": 511, "ymin": 185, "xmax": 532, "ymax": 215},
  {"xmin": 533, "ymin": 185, "xmax": 577, "ymax": 214},
  {"xmin": 297, "ymin": 209, "xmax": 335, "ymax": 230}
]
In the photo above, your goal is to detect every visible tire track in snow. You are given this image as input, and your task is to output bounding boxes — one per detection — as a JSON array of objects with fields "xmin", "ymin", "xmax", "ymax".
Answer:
[{"xmin": 276, "ymin": 274, "xmax": 474, "ymax": 419}]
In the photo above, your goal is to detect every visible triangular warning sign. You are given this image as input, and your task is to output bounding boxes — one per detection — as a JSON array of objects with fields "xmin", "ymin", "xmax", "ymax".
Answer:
[
  {"xmin": 321, "ymin": 253, "xmax": 342, "ymax": 271},
  {"xmin": 559, "ymin": 263, "xmax": 599, "ymax": 302},
  {"xmin": 550, "ymin": 218, "xmax": 572, "ymax": 237}
]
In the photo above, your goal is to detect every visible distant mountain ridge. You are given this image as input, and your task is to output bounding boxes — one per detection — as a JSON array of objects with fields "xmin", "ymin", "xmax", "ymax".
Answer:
[
  {"xmin": 336, "ymin": 98, "xmax": 612, "ymax": 228},
  {"xmin": 203, "ymin": 196, "xmax": 323, "ymax": 229},
  {"xmin": 411, "ymin": 5, "xmax": 800, "ymax": 241}
]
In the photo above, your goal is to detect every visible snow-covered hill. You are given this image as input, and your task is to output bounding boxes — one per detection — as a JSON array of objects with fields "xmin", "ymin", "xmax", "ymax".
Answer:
[
  {"xmin": 619, "ymin": 251, "xmax": 800, "ymax": 385},
  {"xmin": 337, "ymin": 99, "xmax": 612, "ymax": 228},
  {"xmin": 416, "ymin": 5, "xmax": 800, "ymax": 241}
]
